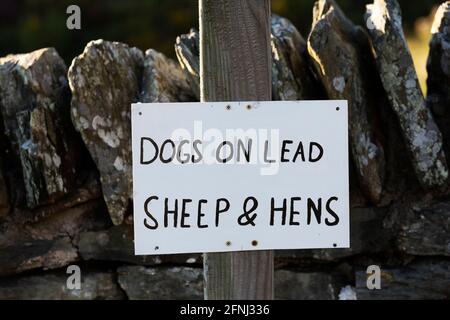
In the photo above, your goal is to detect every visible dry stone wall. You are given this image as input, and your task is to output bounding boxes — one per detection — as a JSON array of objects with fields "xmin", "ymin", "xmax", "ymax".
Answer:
[{"xmin": 0, "ymin": 0, "xmax": 450, "ymax": 300}]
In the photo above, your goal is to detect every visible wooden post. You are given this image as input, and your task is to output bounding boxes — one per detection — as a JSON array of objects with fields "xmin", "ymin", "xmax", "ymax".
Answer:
[{"xmin": 199, "ymin": 0, "xmax": 274, "ymax": 300}]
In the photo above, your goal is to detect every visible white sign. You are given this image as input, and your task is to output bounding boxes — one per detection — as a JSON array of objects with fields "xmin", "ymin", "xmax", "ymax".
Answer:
[{"xmin": 132, "ymin": 101, "xmax": 349, "ymax": 255}]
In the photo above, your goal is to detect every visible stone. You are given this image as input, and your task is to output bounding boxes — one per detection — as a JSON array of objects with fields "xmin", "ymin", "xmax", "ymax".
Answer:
[
  {"xmin": 117, "ymin": 266, "xmax": 203, "ymax": 300},
  {"xmin": 21, "ymin": 201, "xmax": 110, "ymax": 242},
  {"xmin": 385, "ymin": 201, "xmax": 450, "ymax": 256},
  {"xmin": 0, "ymin": 237, "xmax": 78, "ymax": 276},
  {"xmin": 427, "ymin": 2, "xmax": 450, "ymax": 163},
  {"xmin": 69, "ymin": 40, "xmax": 144, "ymax": 225},
  {"xmin": 375, "ymin": 87, "xmax": 422, "ymax": 199},
  {"xmin": 0, "ymin": 200, "xmax": 111, "ymax": 275},
  {"xmin": 0, "ymin": 178, "xmax": 104, "ymax": 243},
  {"xmin": 0, "ymin": 160, "xmax": 9, "ymax": 218},
  {"xmin": 275, "ymin": 269, "xmax": 345, "ymax": 300},
  {"xmin": 175, "ymin": 15, "xmax": 320, "ymax": 101},
  {"xmin": 140, "ymin": 49, "xmax": 196, "ymax": 103},
  {"xmin": 28, "ymin": 176, "xmax": 102, "ymax": 223},
  {"xmin": 175, "ymin": 29, "xmax": 200, "ymax": 100},
  {"xmin": 365, "ymin": 0, "xmax": 448, "ymax": 188},
  {"xmin": 0, "ymin": 48, "xmax": 84, "ymax": 208},
  {"xmin": 0, "ymin": 270, "xmax": 124, "ymax": 300},
  {"xmin": 271, "ymin": 14, "xmax": 320, "ymax": 100},
  {"xmin": 0, "ymin": 176, "xmax": 102, "ymax": 227},
  {"xmin": 78, "ymin": 224, "xmax": 201, "ymax": 265},
  {"xmin": 355, "ymin": 259, "xmax": 450, "ymax": 299},
  {"xmin": 308, "ymin": 0, "xmax": 385, "ymax": 203}
]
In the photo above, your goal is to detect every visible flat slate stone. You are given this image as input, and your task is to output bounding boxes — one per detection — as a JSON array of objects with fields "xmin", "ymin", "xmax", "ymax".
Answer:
[
  {"xmin": 365, "ymin": 0, "xmax": 448, "ymax": 188},
  {"xmin": 427, "ymin": 2, "xmax": 450, "ymax": 164},
  {"xmin": 385, "ymin": 201, "xmax": 450, "ymax": 256},
  {"xmin": 275, "ymin": 269, "xmax": 345, "ymax": 300},
  {"xmin": 356, "ymin": 259, "xmax": 450, "ymax": 299},
  {"xmin": 0, "ymin": 200, "xmax": 110, "ymax": 275},
  {"xmin": 117, "ymin": 266, "xmax": 204, "ymax": 300},
  {"xmin": 78, "ymin": 224, "xmax": 201, "ymax": 266},
  {"xmin": 0, "ymin": 270, "xmax": 124, "ymax": 300},
  {"xmin": 140, "ymin": 49, "xmax": 195, "ymax": 103},
  {"xmin": 0, "ymin": 48, "xmax": 83, "ymax": 208},
  {"xmin": 308, "ymin": 0, "xmax": 385, "ymax": 203},
  {"xmin": 69, "ymin": 40, "xmax": 144, "ymax": 225}
]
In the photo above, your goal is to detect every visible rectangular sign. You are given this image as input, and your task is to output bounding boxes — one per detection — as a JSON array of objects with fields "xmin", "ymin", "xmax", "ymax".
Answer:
[{"xmin": 132, "ymin": 101, "xmax": 349, "ymax": 255}]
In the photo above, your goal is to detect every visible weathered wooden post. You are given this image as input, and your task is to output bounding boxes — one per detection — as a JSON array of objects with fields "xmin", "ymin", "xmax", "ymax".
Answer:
[{"xmin": 199, "ymin": 0, "xmax": 274, "ymax": 299}]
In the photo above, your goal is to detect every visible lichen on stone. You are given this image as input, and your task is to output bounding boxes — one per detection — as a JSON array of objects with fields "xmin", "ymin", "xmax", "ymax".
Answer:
[
  {"xmin": 68, "ymin": 40, "xmax": 144, "ymax": 225},
  {"xmin": 308, "ymin": 0, "xmax": 385, "ymax": 203},
  {"xmin": 365, "ymin": 0, "xmax": 449, "ymax": 188},
  {"xmin": 0, "ymin": 48, "xmax": 81, "ymax": 208}
]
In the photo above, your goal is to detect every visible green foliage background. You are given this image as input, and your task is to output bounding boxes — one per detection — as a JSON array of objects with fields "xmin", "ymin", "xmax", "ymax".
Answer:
[{"xmin": 0, "ymin": 0, "xmax": 442, "ymax": 66}]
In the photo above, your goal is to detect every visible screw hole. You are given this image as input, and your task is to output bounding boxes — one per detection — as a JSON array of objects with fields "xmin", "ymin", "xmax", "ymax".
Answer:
[
  {"xmin": 155, "ymin": 246, "xmax": 159, "ymax": 250},
  {"xmin": 247, "ymin": 104, "xmax": 252, "ymax": 110},
  {"xmin": 226, "ymin": 241, "xmax": 232, "ymax": 246},
  {"xmin": 251, "ymin": 240, "xmax": 258, "ymax": 247},
  {"xmin": 333, "ymin": 243, "xmax": 337, "ymax": 248},
  {"xmin": 226, "ymin": 105, "xmax": 231, "ymax": 110},
  {"xmin": 336, "ymin": 107, "xmax": 340, "ymax": 111},
  {"xmin": 139, "ymin": 112, "xmax": 142, "ymax": 115}
]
